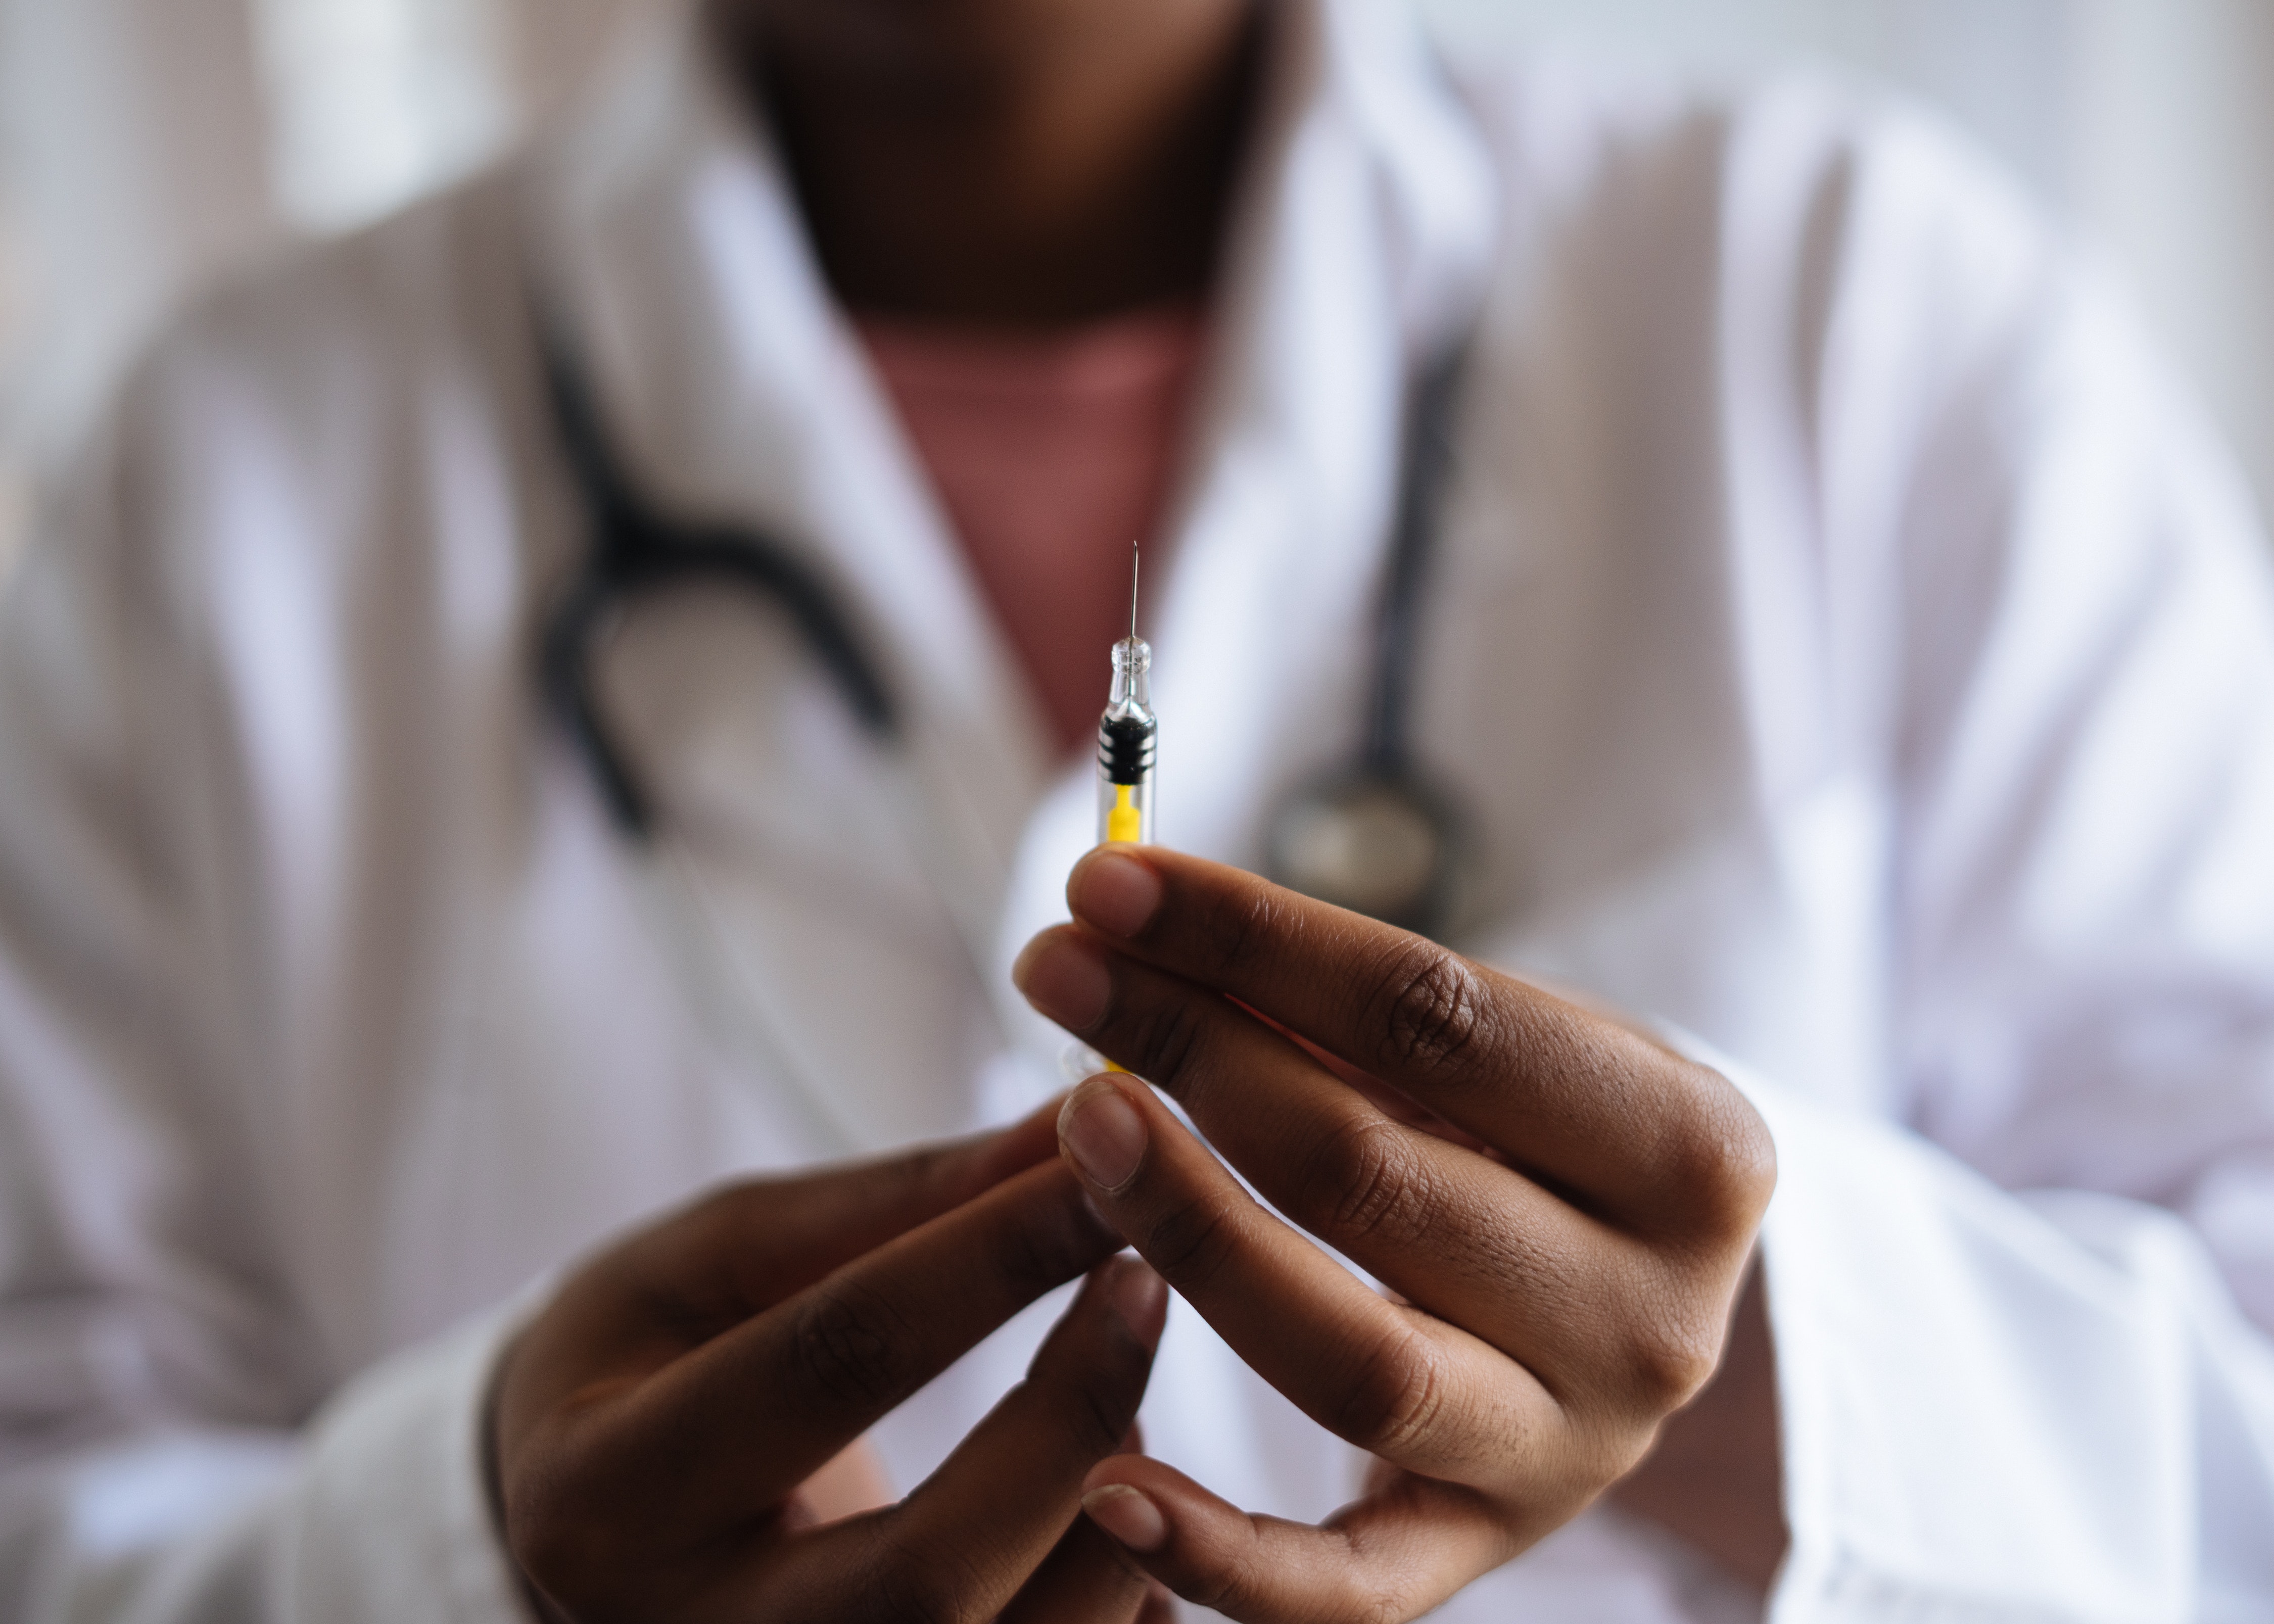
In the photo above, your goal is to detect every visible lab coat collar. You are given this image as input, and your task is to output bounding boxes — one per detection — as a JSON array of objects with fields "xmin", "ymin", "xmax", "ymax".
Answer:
[
  {"xmin": 527, "ymin": 4, "xmax": 1051, "ymax": 895},
  {"xmin": 525, "ymin": 0, "xmax": 1499, "ymax": 1134}
]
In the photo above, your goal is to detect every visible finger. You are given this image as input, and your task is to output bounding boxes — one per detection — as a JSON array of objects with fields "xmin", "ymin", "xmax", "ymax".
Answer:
[
  {"xmin": 766, "ymin": 1257, "xmax": 1169, "ymax": 1623},
  {"xmin": 1035, "ymin": 934, "xmax": 1666, "ymax": 1373},
  {"xmin": 1080, "ymin": 1456, "xmax": 1517, "ymax": 1624},
  {"xmin": 1058, "ymin": 1074, "xmax": 1567, "ymax": 1487},
  {"xmin": 515, "ymin": 1094, "xmax": 1073, "ymax": 1411},
  {"xmin": 994, "ymin": 1418, "xmax": 1157, "ymax": 1623},
  {"xmin": 995, "ymin": 1517, "xmax": 1157, "ymax": 1624},
  {"xmin": 1047, "ymin": 847, "xmax": 1775, "ymax": 1237},
  {"xmin": 555, "ymin": 1160, "xmax": 1123, "ymax": 1535},
  {"xmin": 635, "ymin": 1091, "xmax": 1074, "ymax": 1325}
]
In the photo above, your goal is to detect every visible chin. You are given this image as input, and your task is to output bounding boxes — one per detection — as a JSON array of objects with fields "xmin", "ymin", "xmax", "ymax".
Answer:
[{"xmin": 717, "ymin": 0, "xmax": 1211, "ymax": 73}]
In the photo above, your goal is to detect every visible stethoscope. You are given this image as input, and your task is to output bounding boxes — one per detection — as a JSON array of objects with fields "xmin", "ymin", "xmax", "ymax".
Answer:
[
  {"xmin": 537, "ymin": 317, "xmax": 1472, "ymax": 942},
  {"xmin": 535, "ymin": 320, "xmax": 1008, "ymax": 1156}
]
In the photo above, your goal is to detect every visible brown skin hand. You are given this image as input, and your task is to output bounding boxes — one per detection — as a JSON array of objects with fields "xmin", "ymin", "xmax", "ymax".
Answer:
[
  {"xmin": 712, "ymin": 0, "xmax": 1267, "ymax": 325},
  {"xmin": 1613, "ymin": 1262, "xmax": 1787, "ymax": 1592},
  {"xmin": 707, "ymin": 0, "xmax": 1790, "ymax": 1597}
]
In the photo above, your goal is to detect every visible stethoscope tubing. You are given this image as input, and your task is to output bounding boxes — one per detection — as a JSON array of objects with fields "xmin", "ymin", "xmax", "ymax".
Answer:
[
  {"xmin": 532, "ymin": 310, "xmax": 1017, "ymax": 1155},
  {"xmin": 535, "ymin": 324, "xmax": 899, "ymax": 839},
  {"xmin": 1365, "ymin": 338, "xmax": 1469, "ymax": 780}
]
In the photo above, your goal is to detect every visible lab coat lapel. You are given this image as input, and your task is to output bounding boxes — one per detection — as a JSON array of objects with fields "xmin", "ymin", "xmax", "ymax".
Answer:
[
  {"xmin": 529, "ymin": 11, "xmax": 1052, "ymax": 1149},
  {"xmin": 538, "ymin": 11, "xmax": 1053, "ymax": 854},
  {"xmin": 984, "ymin": 0, "xmax": 1501, "ymax": 1089}
]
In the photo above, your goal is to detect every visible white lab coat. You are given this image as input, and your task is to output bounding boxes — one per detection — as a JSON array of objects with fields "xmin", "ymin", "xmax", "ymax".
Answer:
[{"xmin": 4, "ymin": 0, "xmax": 2274, "ymax": 1618}]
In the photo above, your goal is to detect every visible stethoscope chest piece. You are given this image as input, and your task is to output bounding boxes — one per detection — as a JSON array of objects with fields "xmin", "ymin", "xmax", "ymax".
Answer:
[{"xmin": 1265, "ymin": 765, "xmax": 1464, "ymax": 939}]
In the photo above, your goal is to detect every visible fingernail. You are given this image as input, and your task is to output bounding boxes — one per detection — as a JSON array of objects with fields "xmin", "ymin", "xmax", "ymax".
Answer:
[
  {"xmin": 1060, "ymin": 1083, "xmax": 1148, "ymax": 1190},
  {"xmin": 1082, "ymin": 1484, "xmax": 1169, "ymax": 1553},
  {"xmin": 1107, "ymin": 1257, "xmax": 1168, "ymax": 1348},
  {"xmin": 1070, "ymin": 851, "xmax": 1163, "ymax": 938},
  {"xmin": 1013, "ymin": 932, "xmax": 1111, "ymax": 1030}
]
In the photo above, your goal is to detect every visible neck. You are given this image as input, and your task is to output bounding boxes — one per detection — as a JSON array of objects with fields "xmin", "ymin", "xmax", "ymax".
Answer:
[{"xmin": 717, "ymin": 0, "xmax": 1266, "ymax": 327}]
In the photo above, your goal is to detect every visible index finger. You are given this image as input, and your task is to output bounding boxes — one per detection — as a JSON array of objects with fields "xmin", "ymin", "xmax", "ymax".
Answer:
[
  {"xmin": 633, "ymin": 1092, "xmax": 1074, "ymax": 1331},
  {"xmin": 761, "ymin": 1258, "xmax": 1170, "ymax": 1624},
  {"xmin": 1058, "ymin": 847, "xmax": 1772, "ymax": 1234},
  {"xmin": 504, "ymin": 1096, "xmax": 1071, "ymax": 1411},
  {"xmin": 528, "ymin": 1161, "xmax": 1122, "ymax": 1547}
]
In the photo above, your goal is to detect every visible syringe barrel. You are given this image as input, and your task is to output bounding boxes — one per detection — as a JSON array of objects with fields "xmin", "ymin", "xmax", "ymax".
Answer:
[{"xmin": 1096, "ymin": 637, "xmax": 1157, "ymax": 844}]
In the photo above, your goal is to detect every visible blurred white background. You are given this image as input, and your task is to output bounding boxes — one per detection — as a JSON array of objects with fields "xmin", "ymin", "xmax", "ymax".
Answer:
[{"xmin": 3, "ymin": 0, "xmax": 2273, "ymax": 568}]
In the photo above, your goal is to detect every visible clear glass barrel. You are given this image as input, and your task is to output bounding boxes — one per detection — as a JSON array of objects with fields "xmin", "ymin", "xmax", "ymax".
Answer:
[{"xmin": 1095, "ymin": 635, "xmax": 1157, "ymax": 844}]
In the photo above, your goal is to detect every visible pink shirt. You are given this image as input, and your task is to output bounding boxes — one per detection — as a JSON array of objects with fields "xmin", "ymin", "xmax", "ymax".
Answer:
[{"xmin": 858, "ymin": 307, "xmax": 1207, "ymax": 755}]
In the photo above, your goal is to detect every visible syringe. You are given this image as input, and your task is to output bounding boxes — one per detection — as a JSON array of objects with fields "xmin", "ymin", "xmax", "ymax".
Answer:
[{"xmin": 1097, "ymin": 547, "xmax": 1156, "ymax": 846}]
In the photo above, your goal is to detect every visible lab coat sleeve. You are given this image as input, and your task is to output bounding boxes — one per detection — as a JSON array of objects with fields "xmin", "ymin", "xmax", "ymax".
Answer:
[
  {"xmin": 1728, "ymin": 92, "xmax": 2274, "ymax": 1619},
  {"xmin": 1, "ymin": 1307, "xmax": 530, "ymax": 1623},
  {"xmin": 0, "ymin": 361, "xmax": 531, "ymax": 1622},
  {"xmin": 1697, "ymin": 1045, "xmax": 2274, "ymax": 1622}
]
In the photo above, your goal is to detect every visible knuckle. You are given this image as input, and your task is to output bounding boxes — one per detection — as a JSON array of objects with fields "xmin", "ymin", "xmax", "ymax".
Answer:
[
  {"xmin": 1176, "ymin": 1527, "xmax": 1311, "ymax": 1624},
  {"xmin": 907, "ymin": 1140, "xmax": 977, "ymax": 1205},
  {"xmin": 1136, "ymin": 1187, "xmax": 1243, "ymax": 1296},
  {"xmin": 1027, "ymin": 1334, "xmax": 1148, "ymax": 1459},
  {"xmin": 789, "ymin": 1278, "xmax": 917, "ymax": 1409},
  {"xmin": 1202, "ymin": 883, "xmax": 1285, "ymax": 980},
  {"xmin": 1664, "ymin": 1071, "xmax": 1779, "ymax": 1240},
  {"xmin": 1567, "ymin": 1407, "xmax": 1658, "ymax": 1494},
  {"xmin": 1304, "ymin": 1116, "xmax": 1441, "ymax": 1251},
  {"xmin": 994, "ymin": 1187, "xmax": 1103, "ymax": 1295},
  {"xmin": 1714, "ymin": 1091, "xmax": 1780, "ymax": 1222},
  {"xmin": 1623, "ymin": 1299, "xmax": 1722, "ymax": 1412},
  {"xmin": 1061, "ymin": 1358, "xmax": 1146, "ymax": 1458},
  {"xmin": 858, "ymin": 1535, "xmax": 986, "ymax": 1624},
  {"xmin": 1124, "ymin": 990, "xmax": 1213, "ymax": 1100},
  {"xmin": 1191, "ymin": 1552, "xmax": 1396, "ymax": 1624},
  {"xmin": 1070, "ymin": 1367, "xmax": 1140, "ymax": 1454},
  {"xmin": 1183, "ymin": 1552, "xmax": 1265, "ymax": 1619},
  {"xmin": 1371, "ymin": 942, "xmax": 1486, "ymax": 1080},
  {"xmin": 1333, "ymin": 1323, "xmax": 1448, "ymax": 1458},
  {"xmin": 1347, "ymin": 1578, "xmax": 1420, "ymax": 1624}
]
